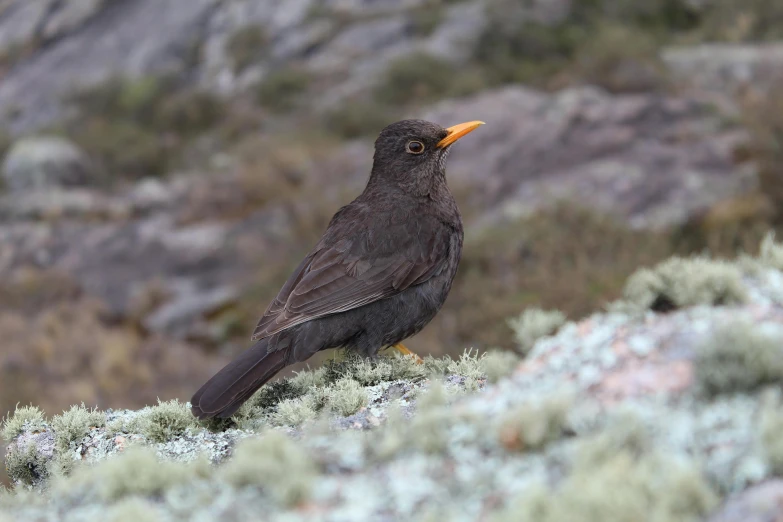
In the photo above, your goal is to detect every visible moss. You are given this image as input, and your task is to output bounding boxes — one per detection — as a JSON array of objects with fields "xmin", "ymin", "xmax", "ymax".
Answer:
[
  {"xmin": 219, "ymin": 431, "xmax": 317, "ymax": 506},
  {"xmin": 256, "ymin": 67, "xmax": 312, "ymax": 113},
  {"xmin": 61, "ymin": 448, "xmax": 203, "ymax": 502},
  {"xmin": 248, "ymin": 380, "xmax": 306, "ymax": 411},
  {"xmin": 5, "ymin": 440, "xmax": 50, "ymax": 486},
  {"xmin": 508, "ymin": 308, "xmax": 566, "ymax": 355},
  {"xmin": 226, "ymin": 25, "xmax": 268, "ymax": 73},
  {"xmin": 497, "ymin": 394, "xmax": 573, "ymax": 452},
  {"xmin": 695, "ymin": 321, "xmax": 783, "ymax": 396},
  {"xmin": 623, "ymin": 257, "xmax": 747, "ymax": 312},
  {"xmin": 326, "ymin": 378, "xmax": 368, "ymax": 416},
  {"xmin": 1, "ymin": 405, "xmax": 46, "ymax": 442},
  {"xmin": 140, "ymin": 399, "xmax": 197, "ymax": 443},
  {"xmin": 106, "ymin": 497, "xmax": 163, "ymax": 522}
]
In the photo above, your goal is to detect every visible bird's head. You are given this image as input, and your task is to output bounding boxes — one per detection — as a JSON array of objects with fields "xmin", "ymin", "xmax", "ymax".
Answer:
[{"xmin": 368, "ymin": 119, "xmax": 484, "ymax": 196}]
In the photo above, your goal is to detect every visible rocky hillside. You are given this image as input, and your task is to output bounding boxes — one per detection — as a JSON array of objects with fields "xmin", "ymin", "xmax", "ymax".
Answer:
[
  {"xmin": 2, "ymin": 0, "xmax": 783, "ymax": 442},
  {"xmin": 4, "ymin": 236, "xmax": 783, "ymax": 520}
]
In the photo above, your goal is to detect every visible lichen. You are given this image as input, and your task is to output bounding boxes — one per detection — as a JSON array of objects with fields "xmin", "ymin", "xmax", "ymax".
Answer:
[
  {"xmin": 326, "ymin": 378, "xmax": 368, "ymax": 416},
  {"xmin": 508, "ymin": 308, "xmax": 567, "ymax": 354},
  {"xmin": 480, "ymin": 350, "xmax": 521, "ymax": 383},
  {"xmin": 139, "ymin": 399, "xmax": 197, "ymax": 443},
  {"xmin": 51, "ymin": 404, "xmax": 106, "ymax": 453},
  {"xmin": 759, "ymin": 233, "xmax": 783, "ymax": 271},
  {"xmin": 623, "ymin": 256, "xmax": 747, "ymax": 312},
  {"xmin": 218, "ymin": 431, "xmax": 317, "ymax": 506},
  {"xmin": 694, "ymin": 321, "xmax": 783, "ymax": 396},
  {"xmin": 106, "ymin": 497, "xmax": 163, "ymax": 522},
  {"xmin": 5, "ymin": 439, "xmax": 50, "ymax": 486},
  {"xmin": 497, "ymin": 394, "xmax": 574, "ymax": 452},
  {"xmin": 1, "ymin": 405, "xmax": 46, "ymax": 442}
]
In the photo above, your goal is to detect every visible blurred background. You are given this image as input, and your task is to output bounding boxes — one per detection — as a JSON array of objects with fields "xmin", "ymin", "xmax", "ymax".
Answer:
[{"xmin": 1, "ymin": 0, "xmax": 782, "ymax": 428}]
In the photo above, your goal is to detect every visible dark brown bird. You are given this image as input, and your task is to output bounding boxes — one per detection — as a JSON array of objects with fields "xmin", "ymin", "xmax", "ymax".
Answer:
[{"xmin": 191, "ymin": 119, "xmax": 484, "ymax": 419}]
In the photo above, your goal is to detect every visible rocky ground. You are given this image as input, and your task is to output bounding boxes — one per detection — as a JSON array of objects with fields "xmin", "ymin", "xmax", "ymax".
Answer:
[
  {"xmin": 3, "ymin": 236, "xmax": 783, "ymax": 520},
  {"xmin": 2, "ymin": 0, "xmax": 783, "ymax": 492}
]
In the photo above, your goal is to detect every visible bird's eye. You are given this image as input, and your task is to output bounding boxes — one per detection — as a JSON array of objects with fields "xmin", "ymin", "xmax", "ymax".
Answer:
[{"xmin": 406, "ymin": 140, "xmax": 425, "ymax": 154}]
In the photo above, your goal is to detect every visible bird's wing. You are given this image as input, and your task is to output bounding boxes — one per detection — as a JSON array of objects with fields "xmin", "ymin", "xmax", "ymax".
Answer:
[{"xmin": 251, "ymin": 211, "xmax": 451, "ymax": 341}]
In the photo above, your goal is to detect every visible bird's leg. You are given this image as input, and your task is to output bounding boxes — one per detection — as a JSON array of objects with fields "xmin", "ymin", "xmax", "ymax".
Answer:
[{"xmin": 391, "ymin": 343, "xmax": 424, "ymax": 364}]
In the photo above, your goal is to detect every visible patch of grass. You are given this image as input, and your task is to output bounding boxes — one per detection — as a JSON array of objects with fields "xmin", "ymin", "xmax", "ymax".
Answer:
[
  {"xmin": 256, "ymin": 67, "xmax": 312, "ymax": 113},
  {"xmin": 508, "ymin": 308, "xmax": 566, "ymax": 355},
  {"xmin": 219, "ymin": 432, "xmax": 317, "ymax": 506},
  {"xmin": 51, "ymin": 404, "xmax": 105, "ymax": 453},
  {"xmin": 1, "ymin": 405, "xmax": 45, "ymax": 442},
  {"xmin": 695, "ymin": 321, "xmax": 783, "ymax": 396},
  {"xmin": 226, "ymin": 25, "xmax": 268, "ymax": 73},
  {"xmin": 622, "ymin": 256, "xmax": 747, "ymax": 312}
]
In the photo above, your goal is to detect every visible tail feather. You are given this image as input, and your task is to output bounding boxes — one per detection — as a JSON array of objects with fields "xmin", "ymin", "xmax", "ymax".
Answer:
[{"xmin": 191, "ymin": 338, "xmax": 289, "ymax": 420}]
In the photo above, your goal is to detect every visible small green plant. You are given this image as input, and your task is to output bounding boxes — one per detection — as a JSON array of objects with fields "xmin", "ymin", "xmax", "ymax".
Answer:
[
  {"xmin": 256, "ymin": 67, "xmax": 312, "ymax": 112},
  {"xmin": 374, "ymin": 53, "xmax": 471, "ymax": 105},
  {"xmin": 226, "ymin": 25, "xmax": 268, "ymax": 72}
]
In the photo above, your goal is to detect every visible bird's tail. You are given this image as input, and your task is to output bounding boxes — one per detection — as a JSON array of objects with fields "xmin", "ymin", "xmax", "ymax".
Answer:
[{"xmin": 190, "ymin": 337, "xmax": 289, "ymax": 420}]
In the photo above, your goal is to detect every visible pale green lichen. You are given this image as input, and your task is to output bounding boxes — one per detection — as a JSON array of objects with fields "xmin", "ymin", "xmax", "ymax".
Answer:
[
  {"xmin": 5, "ymin": 440, "xmax": 50, "ymax": 486},
  {"xmin": 694, "ymin": 321, "xmax": 783, "ymax": 396},
  {"xmin": 759, "ymin": 392, "xmax": 783, "ymax": 476},
  {"xmin": 623, "ymin": 257, "xmax": 747, "ymax": 312},
  {"xmin": 497, "ymin": 394, "xmax": 574, "ymax": 452},
  {"xmin": 326, "ymin": 378, "xmax": 368, "ymax": 416},
  {"xmin": 218, "ymin": 431, "xmax": 317, "ymax": 506},
  {"xmin": 270, "ymin": 395, "xmax": 319, "ymax": 427},
  {"xmin": 59, "ymin": 448, "xmax": 206, "ymax": 502},
  {"xmin": 51, "ymin": 404, "xmax": 106, "ymax": 452},
  {"xmin": 492, "ymin": 448, "xmax": 717, "ymax": 522},
  {"xmin": 1, "ymin": 405, "xmax": 46, "ymax": 442},
  {"xmin": 508, "ymin": 308, "xmax": 566, "ymax": 354},
  {"xmin": 480, "ymin": 350, "xmax": 521, "ymax": 383},
  {"xmin": 106, "ymin": 497, "xmax": 163, "ymax": 522},
  {"xmin": 759, "ymin": 233, "xmax": 783, "ymax": 271},
  {"xmin": 139, "ymin": 399, "xmax": 197, "ymax": 442}
]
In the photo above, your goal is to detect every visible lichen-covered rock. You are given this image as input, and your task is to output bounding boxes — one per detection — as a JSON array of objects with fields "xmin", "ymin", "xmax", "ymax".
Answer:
[
  {"xmin": 4, "ymin": 240, "xmax": 783, "ymax": 521},
  {"xmin": 2, "ymin": 136, "xmax": 95, "ymax": 192}
]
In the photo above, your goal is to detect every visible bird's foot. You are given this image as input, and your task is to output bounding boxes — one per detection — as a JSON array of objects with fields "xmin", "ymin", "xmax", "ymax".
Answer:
[{"xmin": 391, "ymin": 343, "xmax": 424, "ymax": 364}]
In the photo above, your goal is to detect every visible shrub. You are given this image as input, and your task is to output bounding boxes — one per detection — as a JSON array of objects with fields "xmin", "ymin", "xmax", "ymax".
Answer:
[
  {"xmin": 226, "ymin": 25, "xmax": 268, "ymax": 73},
  {"xmin": 256, "ymin": 67, "xmax": 312, "ymax": 112}
]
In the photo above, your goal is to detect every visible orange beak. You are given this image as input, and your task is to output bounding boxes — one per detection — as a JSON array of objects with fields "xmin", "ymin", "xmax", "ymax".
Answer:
[{"xmin": 437, "ymin": 120, "xmax": 485, "ymax": 148}]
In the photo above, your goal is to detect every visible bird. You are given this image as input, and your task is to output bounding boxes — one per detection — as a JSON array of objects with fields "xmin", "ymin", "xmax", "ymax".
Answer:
[{"xmin": 191, "ymin": 119, "xmax": 484, "ymax": 419}]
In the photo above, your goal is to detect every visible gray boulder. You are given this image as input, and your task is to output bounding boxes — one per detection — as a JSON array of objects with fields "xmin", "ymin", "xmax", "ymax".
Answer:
[{"xmin": 2, "ymin": 136, "xmax": 95, "ymax": 192}]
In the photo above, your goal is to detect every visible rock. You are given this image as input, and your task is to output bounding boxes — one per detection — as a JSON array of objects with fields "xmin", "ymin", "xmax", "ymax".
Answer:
[
  {"xmin": 662, "ymin": 43, "xmax": 783, "ymax": 100},
  {"xmin": 422, "ymin": 86, "xmax": 754, "ymax": 229},
  {"xmin": 709, "ymin": 481, "xmax": 783, "ymax": 522},
  {"xmin": 1, "ymin": 136, "xmax": 95, "ymax": 192},
  {"xmin": 4, "ymin": 245, "xmax": 783, "ymax": 519}
]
